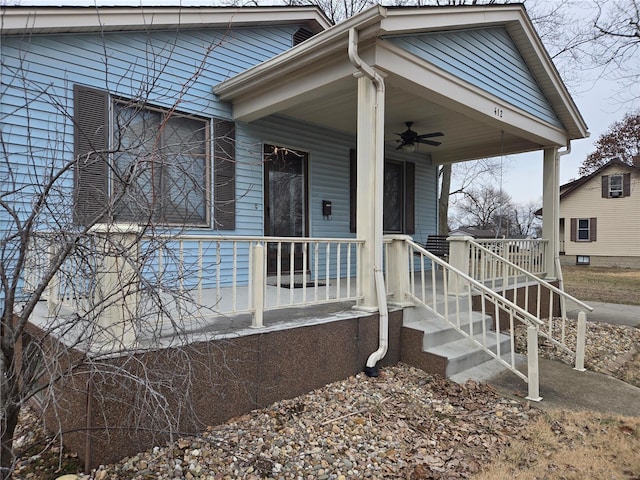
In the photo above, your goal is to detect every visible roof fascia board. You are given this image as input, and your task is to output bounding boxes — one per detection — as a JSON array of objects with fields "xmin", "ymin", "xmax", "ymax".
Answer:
[
  {"xmin": 379, "ymin": 5, "xmax": 524, "ymax": 35},
  {"xmin": 0, "ymin": 6, "xmax": 332, "ymax": 35},
  {"xmin": 214, "ymin": 5, "xmax": 386, "ymax": 99}
]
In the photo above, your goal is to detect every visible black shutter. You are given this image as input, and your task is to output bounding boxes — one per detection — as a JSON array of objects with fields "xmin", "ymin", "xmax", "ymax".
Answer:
[
  {"xmin": 601, "ymin": 175, "xmax": 609, "ymax": 198},
  {"xmin": 350, "ymin": 149, "xmax": 357, "ymax": 233},
  {"xmin": 570, "ymin": 218, "xmax": 577, "ymax": 242},
  {"xmin": 590, "ymin": 217, "xmax": 597, "ymax": 242},
  {"xmin": 73, "ymin": 85, "xmax": 109, "ymax": 225},
  {"xmin": 213, "ymin": 119, "xmax": 236, "ymax": 230},
  {"xmin": 623, "ymin": 172, "xmax": 631, "ymax": 197},
  {"xmin": 405, "ymin": 161, "xmax": 415, "ymax": 234}
]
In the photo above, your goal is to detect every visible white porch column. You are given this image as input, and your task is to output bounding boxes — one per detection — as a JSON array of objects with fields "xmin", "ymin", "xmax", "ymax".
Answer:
[
  {"xmin": 447, "ymin": 236, "xmax": 471, "ymax": 295},
  {"xmin": 542, "ymin": 147, "xmax": 560, "ymax": 279},
  {"xmin": 92, "ymin": 224, "xmax": 140, "ymax": 351},
  {"xmin": 355, "ymin": 72, "xmax": 383, "ymax": 310}
]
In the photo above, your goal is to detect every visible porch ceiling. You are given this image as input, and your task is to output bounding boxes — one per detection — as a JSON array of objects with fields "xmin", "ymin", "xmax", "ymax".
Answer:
[{"xmin": 273, "ymin": 73, "xmax": 543, "ymax": 165}]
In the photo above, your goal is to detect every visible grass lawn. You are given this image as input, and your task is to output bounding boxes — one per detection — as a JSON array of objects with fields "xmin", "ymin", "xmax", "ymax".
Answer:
[
  {"xmin": 472, "ymin": 410, "xmax": 640, "ymax": 480},
  {"xmin": 476, "ymin": 267, "xmax": 640, "ymax": 479},
  {"xmin": 561, "ymin": 265, "xmax": 640, "ymax": 306}
]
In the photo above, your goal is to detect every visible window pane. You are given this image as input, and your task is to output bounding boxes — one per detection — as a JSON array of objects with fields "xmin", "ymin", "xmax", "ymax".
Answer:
[
  {"xmin": 112, "ymin": 103, "xmax": 209, "ymax": 225},
  {"xmin": 384, "ymin": 162, "xmax": 403, "ymax": 232},
  {"xmin": 610, "ymin": 175, "xmax": 623, "ymax": 192},
  {"xmin": 160, "ymin": 116, "xmax": 208, "ymax": 223},
  {"xmin": 161, "ymin": 157, "xmax": 207, "ymax": 224},
  {"xmin": 113, "ymin": 106, "xmax": 161, "ymax": 222},
  {"xmin": 577, "ymin": 218, "xmax": 590, "ymax": 240}
]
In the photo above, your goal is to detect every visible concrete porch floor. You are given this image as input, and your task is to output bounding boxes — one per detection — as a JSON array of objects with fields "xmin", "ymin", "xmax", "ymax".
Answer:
[{"xmin": 27, "ymin": 269, "xmax": 547, "ymax": 350}]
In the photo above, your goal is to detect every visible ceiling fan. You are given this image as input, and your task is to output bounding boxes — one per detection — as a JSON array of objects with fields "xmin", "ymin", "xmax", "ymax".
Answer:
[{"xmin": 394, "ymin": 121, "xmax": 444, "ymax": 152}]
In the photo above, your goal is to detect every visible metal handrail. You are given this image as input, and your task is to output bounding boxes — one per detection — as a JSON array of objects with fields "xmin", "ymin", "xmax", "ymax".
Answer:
[{"xmin": 468, "ymin": 238, "xmax": 593, "ymax": 313}]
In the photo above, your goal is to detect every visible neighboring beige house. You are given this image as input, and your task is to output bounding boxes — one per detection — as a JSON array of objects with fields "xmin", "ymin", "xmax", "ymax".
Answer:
[{"xmin": 559, "ymin": 158, "xmax": 640, "ymax": 268}]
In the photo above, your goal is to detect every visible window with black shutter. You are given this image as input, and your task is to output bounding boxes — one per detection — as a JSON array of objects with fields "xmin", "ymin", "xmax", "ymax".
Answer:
[{"xmin": 73, "ymin": 84, "xmax": 235, "ymax": 229}]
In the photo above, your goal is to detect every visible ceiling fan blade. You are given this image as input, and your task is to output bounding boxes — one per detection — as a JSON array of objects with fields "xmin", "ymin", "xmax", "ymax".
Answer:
[
  {"xmin": 395, "ymin": 143, "xmax": 405, "ymax": 150},
  {"xmin": 416, "ymin": 132, "xmax": 444, "ymax": 140},
  {"xmin": 417, "ymin": 139, "xmax": 442, "ymax": 146}
]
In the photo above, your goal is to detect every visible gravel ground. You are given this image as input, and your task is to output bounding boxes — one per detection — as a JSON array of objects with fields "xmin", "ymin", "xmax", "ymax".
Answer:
[
  {"xmin": 12, "ymin": 320, "xmax": 640, "ymax": 480},
  {"xmin": 514, "ymin": 318, "xmax": 640, "ymax": 382},
  {"xmin": 89, "ymin": 366, "xmax": 536, "ymax": 480}
]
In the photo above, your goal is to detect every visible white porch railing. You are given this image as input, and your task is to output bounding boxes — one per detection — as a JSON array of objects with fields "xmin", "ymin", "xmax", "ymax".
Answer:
[
  {"xmin": 386, "ymin": 236, "xmax": 546, "ymax": 400},
  {"xmin": 25, "ymin": 230, "xmax": 590, "ymax": 395},
  {"xmin": 471, "ymin": 238, "xmax": 549, "ymax": 280},
  {"xmin": 27, "ymin": 231, "xmax": 363, "ymax": 344},
  {"xmin": 450, "ymin": 236, "xmax": 593, "ymax": 369}
]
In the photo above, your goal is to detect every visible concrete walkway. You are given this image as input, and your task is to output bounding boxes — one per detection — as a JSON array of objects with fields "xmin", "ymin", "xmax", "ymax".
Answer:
[
  {"xmin": 485, "ymin": 302, "xmax": 640, "ymax": 417},
  {"xmin": 487, "ymin": 356, "xmax": 640, "ymax": 417},
  {"xmin": 566, "ymin": 301, "xmax": 640, "ymax": 327}
]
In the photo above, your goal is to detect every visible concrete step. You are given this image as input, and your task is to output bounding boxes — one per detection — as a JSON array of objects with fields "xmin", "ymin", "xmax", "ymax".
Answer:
[
  {"xmin": 449, "ymin": 353, "xmax": 527, "ymax": 385},
  {"xmin": 401, "ymin": 304, "xmax": 512, "ymax": 378},
  {"xmin": 407, "ymin": 315, "xmax": 495, "ymax": 350},
  {"xmin": 427, "ymin": 331, "xmax": 512, "ymax": 377}
]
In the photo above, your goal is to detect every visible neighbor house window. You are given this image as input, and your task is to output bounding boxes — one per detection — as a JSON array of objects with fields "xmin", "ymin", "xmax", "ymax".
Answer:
[
  {"xmin": 576, "ymin": 255, "xmax": 590, "ymax": 265},
  {"xmin": 609, "ymin": 174, "xmax": 623, "ymax": 197},
  {"xmin": 602, "ymin": 173, "xmax": 631, "ymax": 198},
  {"xmin": 570, "ymin": 217, "xmax": 597, "ymax": 243},
  {"xmin": 577, "ymin": 219, "xmax": 590, "ymax": 240},
  {"xmin": 73, "ymin": 85, "xmax": 236, "ymax": 229}
]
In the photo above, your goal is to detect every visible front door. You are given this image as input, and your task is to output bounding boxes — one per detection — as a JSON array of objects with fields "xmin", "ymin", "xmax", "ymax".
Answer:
[{"xmin": 264, "ymin": 145, "xmax": 308, "ymax": 276}]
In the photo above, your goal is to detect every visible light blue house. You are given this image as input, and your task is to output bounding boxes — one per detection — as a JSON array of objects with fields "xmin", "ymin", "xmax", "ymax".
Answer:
[{"xmin": 1, "ymin": 4, "xmax": 592, "ymax": 467}]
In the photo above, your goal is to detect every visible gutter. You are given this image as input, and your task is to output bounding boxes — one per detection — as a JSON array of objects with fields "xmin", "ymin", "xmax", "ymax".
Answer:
[
  {"xmin": 555, "ymin": 141, "xmax": 571, "ymax": 310},
  {"xmin": 348, "ymin": 27, "xmax": 388, "ymax": 377},
  {"xmin": 215, "ymin": 6, "xmax": 385, "ymax": 100}
]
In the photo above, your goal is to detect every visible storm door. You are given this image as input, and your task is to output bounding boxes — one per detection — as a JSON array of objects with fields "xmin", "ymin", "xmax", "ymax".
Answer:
[{"xmin": 264, "ymin": 145, "xmax": 309, "ymax": 276}]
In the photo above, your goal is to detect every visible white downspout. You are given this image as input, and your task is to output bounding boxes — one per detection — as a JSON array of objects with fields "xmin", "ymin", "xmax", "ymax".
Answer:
[
  {"xmin": 555, "ymin": 141, "xmax": 571, "ymax": 316},
  {"xmin": 348, "ymin": 27, "xmax": 389, "ymax": 376}
]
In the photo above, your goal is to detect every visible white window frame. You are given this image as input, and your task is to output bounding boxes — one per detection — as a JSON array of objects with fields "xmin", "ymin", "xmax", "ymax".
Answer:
[
  {"xmin": 576, "ymin": 255, "xmax": 590, "ymax": 265},
  {"xmin": 609, "ymin": 174, "xmax": 623, "ymax": 197},
  {"xmin": 577, "ymin": 218, "xmax": 590, "ymax": 241}
]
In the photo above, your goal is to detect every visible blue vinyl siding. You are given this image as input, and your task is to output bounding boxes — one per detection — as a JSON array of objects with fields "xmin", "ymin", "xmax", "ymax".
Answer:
[
  {"xmin": 0, "ymin": 25, "xmax": 297, "ymax": 227},
  {"xmin": 386, "ymin": 27, "xmax": 561, "ymax": 127},
  {"xmin": 1, "ymin": 25, "xmax": 439, "ymax": 295},
  {"xmin": 0, "ymin": 25, "xmax": 299, "ymax": 296}
]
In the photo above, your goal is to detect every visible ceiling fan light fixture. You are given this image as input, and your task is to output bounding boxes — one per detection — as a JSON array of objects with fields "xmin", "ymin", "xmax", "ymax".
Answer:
[{"xmin": 402, "ymin": 142, "xmax": 417, "ymax": 153}]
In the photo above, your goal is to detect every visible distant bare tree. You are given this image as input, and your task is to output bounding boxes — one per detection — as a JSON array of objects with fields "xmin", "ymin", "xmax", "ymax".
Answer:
[
  {"xmin": 589, "ymin": 0, "xmax": 640, "ymax": 103},
  {"xmin": 452, "ymin": 185, "xmax": 513, "ymax": 232},
  {"xmin": 579, "ymin": 111, "xmax": 640, "ymax": 175},
  {"xmin": 508, "ymin": 201, "xmax": 542, "ymax": 237}
]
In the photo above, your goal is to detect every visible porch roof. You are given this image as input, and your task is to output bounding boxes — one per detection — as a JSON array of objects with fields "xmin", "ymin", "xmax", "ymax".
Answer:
[{"xmin": 214, "ymin": 4, "xmax": 589, "ymax": 165}]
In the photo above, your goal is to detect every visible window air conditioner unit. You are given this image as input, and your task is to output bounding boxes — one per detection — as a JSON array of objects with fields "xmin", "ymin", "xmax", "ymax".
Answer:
[{"xmin": 610, "ymin": 191, "xmax": 622, "ymax": 198}]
